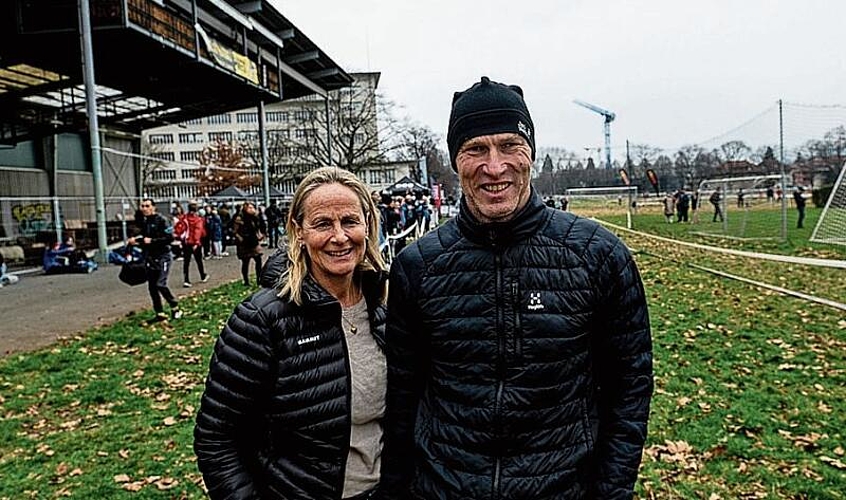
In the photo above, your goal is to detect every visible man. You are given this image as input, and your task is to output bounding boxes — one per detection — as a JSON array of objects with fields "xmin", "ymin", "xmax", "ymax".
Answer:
[
  {"xmin": 380, "ymin": 77, "xmax": 653, "ymax": 499},
  {"xmin": 128, "ymin": 199, "xmax": 181, "ymax": 322},
  {"xmin": 710, "ymin": 186, "xmax": 724, "ymax": 222},
  {"xmin": 793, "ymin": 186, "xmax": 806, "ymax": 228},
  {"xmin": 265, "ymin": 199, "xmax": 284, "ymax": 249},
  {"xmin": 675, "ymin": 187, "xmax": 690, "ymax": 223},
  {"xmin": 177, "ymin": 202, "xmax": 208, "ymax": 287}
]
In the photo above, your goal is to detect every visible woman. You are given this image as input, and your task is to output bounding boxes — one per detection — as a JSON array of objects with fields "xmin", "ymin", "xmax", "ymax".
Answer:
[
  {"xmin": 194, "ymin": 167, "xmax": 388, "ymax": 500},
  {"xmin": 232, "ymin": 201, "xmax": 266, "ymax": 286}
]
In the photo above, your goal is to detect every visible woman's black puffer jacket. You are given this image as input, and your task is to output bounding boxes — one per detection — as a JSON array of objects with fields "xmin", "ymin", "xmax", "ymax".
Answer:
[
  {"xmin": 194, "ymin": 251, "xmax": 387, "ymax": 499},
  {"xmin": 380, "ymin": 191, "xmax": 653, "ymax": 500}
]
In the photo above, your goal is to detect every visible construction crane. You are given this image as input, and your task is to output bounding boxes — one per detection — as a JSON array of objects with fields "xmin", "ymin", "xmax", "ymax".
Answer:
[{"xmin": 573, "ymin": 99, "xmax": 616, "ymax": 170}]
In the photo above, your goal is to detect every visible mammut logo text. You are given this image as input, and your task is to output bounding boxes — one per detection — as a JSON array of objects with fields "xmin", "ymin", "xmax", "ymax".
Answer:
[
  {"xmin": 297, "ymin": 335, "xmax": 320, "ymax": 346},
  {"xmin": 527, "ymin": 292, "xmax": 544, "ymax": 311}
]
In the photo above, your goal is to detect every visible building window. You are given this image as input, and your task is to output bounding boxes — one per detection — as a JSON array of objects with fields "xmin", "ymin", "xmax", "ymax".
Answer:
[
  {"xmin": 178, "ymin": 132, "xmax": 204, "ymax": 144},
  {"xmin": 180, "ymin": 151, "xmax": 202, "ymax": 162},
  {"xmin": 268, "ymin": 129, "xmax": 289, "ymax": 141},
  {"xmin": 181, "ymin": 168, "xmax": 202, "ymax": 179},
  {"xmin": 149, "ymin": 151, "xmax": 175, "ymax": 161},
  {"xmin": 293, "ymin": 110, "xmax": 312, "ymax": 121},
  {"xmin": 207, "ymin": 113, "xmax": 232, "ymax": 125},
  {"xmin": 151, "ymin": 169, "xmax": 176, "ymax": 181},
  {"xmin": 149, "ymin": 134, "xmax": 173, "ymax": 144},
  {"xmin": 182, "ymin": 118, "xmax": 203, "ymax": 125},
  {"xmin": 267, "ymin": 111, "xmax": 289, "ymax": 122},
  {"xmin": 238, "ymin": 130, "xmax": 259, "ymax": 142},
  {"xmin": 237, "ymin": 112, "xmax": 258, "ymax": 124},
  {"xmin": 208, "ymin": 131, "xmax": 233, "ymax": 143}
]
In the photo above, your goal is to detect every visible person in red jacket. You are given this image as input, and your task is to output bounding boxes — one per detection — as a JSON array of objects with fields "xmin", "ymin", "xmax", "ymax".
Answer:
[{"xmin": 177, "ymin": 202, "xmax": 208, "ymax": 287}]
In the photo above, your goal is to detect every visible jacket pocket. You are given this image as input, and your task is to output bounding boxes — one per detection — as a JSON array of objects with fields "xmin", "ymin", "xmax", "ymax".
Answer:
[{"xmin": 510, "ymin": 278, "xmax": 523, "ymax": 361}]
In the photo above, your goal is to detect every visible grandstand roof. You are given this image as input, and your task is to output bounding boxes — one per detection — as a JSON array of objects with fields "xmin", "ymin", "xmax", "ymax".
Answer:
[{"xmin": 0, "ymin": 0, "xmax": 353, "ymax": 145}]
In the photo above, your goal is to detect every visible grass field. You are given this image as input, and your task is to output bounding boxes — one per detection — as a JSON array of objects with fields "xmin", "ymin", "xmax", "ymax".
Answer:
[{"xmin": 0, "ymin": 228, "xmax": 845, "ymax": 498}]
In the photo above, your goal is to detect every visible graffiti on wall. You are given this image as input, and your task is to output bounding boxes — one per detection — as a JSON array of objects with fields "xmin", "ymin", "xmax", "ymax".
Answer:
[{"xmin": 10, "ymin": 203, "xmax": 53, "ymax": 236}]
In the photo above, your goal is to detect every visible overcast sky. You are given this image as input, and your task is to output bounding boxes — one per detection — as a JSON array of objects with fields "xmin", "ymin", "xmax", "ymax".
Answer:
[{"xmin": 273, "ymin": 0, "xmax": 846, "ymax": 162}]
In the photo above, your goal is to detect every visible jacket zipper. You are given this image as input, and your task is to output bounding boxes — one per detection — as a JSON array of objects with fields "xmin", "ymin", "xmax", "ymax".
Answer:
[
  {"xmin": 338, "ymin": 305, "xmax": 353, "ymax": 499},
  {"xmin": 493, "ymin": 253, "xmax": 504, "ymax": 500}
]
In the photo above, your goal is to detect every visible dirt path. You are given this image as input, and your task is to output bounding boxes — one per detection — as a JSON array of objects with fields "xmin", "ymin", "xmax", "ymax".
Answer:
[{"xmin": 0, "ymin": 254, "xmax": 250, "ymax": 357}]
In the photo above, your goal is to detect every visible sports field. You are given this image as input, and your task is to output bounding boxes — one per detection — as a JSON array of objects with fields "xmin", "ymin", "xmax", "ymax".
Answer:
[{"xmin": 0, "ymin": 221, "xmax": 844, "ymax": 498}]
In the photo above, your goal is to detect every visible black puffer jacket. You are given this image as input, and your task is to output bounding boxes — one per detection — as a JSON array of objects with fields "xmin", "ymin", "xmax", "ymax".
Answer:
[
  {"xmin": 194, "ymin": 251, "xmax": 388, "ymax": 499},
  {"xmin": 137, "ymin": 212, "xmax": 173, "ymax": 259},
  {"xmin": 380, "ymin": 191, "xmax": 653, "ymax": 500}
]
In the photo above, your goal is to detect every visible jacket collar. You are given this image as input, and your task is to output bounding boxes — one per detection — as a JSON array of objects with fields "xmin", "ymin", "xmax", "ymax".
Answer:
[
  {"xmin": 456, "ymin": 188, "xmax": 548, "ymax": 246},
  {"xmin": 301, "ymin": 270, "xmax": 387, "ymax": 313}
]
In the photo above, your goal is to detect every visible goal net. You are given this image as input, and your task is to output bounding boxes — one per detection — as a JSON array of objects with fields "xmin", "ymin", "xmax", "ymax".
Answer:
[
  {"xmin": 695, "ymin": 174, "xmax": 786, "ymax": 241},
  {"xmin": 565, "ymin": 186, "xmax": 638, "ymax": 229},
  {"xmin": 811, "ymin": 162, "xmax": 846, "ymax": 246}
]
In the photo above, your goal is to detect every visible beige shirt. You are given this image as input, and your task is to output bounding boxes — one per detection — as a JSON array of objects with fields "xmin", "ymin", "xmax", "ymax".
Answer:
[{"xmin": 341, "ymin": 298, "xmax": 386, "ymax": 498}]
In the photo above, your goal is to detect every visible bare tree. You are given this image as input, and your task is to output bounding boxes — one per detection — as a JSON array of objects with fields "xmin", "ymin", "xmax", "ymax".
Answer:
[
  {"xmin": 139, "ymin": 138, "xmax": 170, "ymax": 195},
  {"xmin": 719, "ymin": 140, "xmax": 751, "ymax": 162},
  {"xmin": 196, "ymin": 141, "xmax": 260, "ymax": 196}
]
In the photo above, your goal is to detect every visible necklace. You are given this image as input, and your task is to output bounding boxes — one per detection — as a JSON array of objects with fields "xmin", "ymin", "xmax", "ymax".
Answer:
[{"xmin": 341, "ymin": 310, "xmax": 358, "ymax": 335}]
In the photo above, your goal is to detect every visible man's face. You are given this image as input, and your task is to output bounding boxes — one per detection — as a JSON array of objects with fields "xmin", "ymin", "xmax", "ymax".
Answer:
[
  {"xmin": 140, "ymin": 201, "xmax": 155, "ymax": 217},
  {"xmin": 456, "ymin": 133, "xmax": 532, "ymax": 223}
]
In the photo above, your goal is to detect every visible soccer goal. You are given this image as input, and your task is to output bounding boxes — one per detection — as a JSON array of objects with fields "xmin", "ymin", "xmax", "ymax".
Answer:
[
  {"xmin": 810, "ymin": 162, "xmax": 846, "ymax": 246},
  {"xmin": 565, "ymin": 186, "xmax": 638, "ymax": 229},
  {"xmin": 695, "ymin": 174, "xmax": 786, "ymax": 241}
]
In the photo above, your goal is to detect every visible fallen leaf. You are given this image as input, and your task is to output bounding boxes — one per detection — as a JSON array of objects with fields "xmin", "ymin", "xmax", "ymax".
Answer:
[{"xmin": 821, "ymin": 456, "xmax": 846, "ymax": 470}]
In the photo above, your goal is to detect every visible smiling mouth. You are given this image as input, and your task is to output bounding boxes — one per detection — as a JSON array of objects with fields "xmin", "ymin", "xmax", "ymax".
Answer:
[
  {"xmin": 326, "ymin": 248, "xmax": 353, "ymax": 257},
  {"xmin": 481, "ymin": 182, "xmax": 510, "ymax": 193}
]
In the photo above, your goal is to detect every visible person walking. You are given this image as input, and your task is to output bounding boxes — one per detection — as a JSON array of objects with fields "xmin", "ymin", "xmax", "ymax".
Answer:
[
  {"xmin": 379, "ymin": 76, "xmax": 653, "ymax": 499},
  {"xmin": 265, "ymin": 199, "xmax": 284, "ymax": 249},
  {"xmin": 676, "ymin": 188, "xmax": 690, "ymax": 223},
  {"xmin": 194, "ymin": 167, "xmax": 388, "ymax": 500},
  {"xmin": 206, "ymin": 208, "xmax": 224, "ymax": 259},
  {"xmin": 663, "ymin": 192, "xmax": 676, "ymax": 223},
  {"xmin": 232, "ymin": 201, "xmax": 266, "ymax": 286},
  {"xmin": 710, "ymin": 187, "xmax": 724, "ymax": 222},
  {"xmin": 794, "ymin": 186, "xmax": 807, "ymax": 228},
  {"xmin": 177, "ymin": 202, "xmax": 208, "ymax": 287},
  {"xmin": 127, "ymin": 199, "xmax": 181, "ymax": 323}
]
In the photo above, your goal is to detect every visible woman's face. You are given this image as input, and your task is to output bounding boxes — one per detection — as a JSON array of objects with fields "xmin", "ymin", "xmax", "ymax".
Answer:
[{"xmin": 297, "ymin": 183, "xmax": 367, "ymax": 286}]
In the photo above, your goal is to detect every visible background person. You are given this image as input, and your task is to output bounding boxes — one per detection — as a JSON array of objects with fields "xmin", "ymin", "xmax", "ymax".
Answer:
[
  {"xmin": 232, "ymin": 201, "xmax": 266, "ymax": 286},
  {"xmin": 127, "ymin": 199, "xmax": 180, "ymax": 323},
  {"xmin": 177, "ymin": 202, "xmax": 208, "ymax": 287},
  {"xmin": 379, "ymin": 77, "xmax": 653, "ymax": 499},
  {"xmin": 710, "ymin": 187, "xmax": 724, "ymax": 222},
  {"xmin": 194, "ymin": 167, "xmax": 388, "ymax": 500},
  {"xmin": 265, "ymin": 199, "xmax": 284, "ymax": 249},
  {"xmin": 794, "ymin": 186, "xmax": 807, "ymax": 228}
]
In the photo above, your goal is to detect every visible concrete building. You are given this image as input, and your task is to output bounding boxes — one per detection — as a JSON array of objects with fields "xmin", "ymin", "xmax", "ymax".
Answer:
[{"xmin": 142, "ymin": 72, "xmax": 414, "ymax": 202}]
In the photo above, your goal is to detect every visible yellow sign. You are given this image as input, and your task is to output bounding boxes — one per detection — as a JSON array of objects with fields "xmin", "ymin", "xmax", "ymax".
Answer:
[{"xmin": 196, "ymin": 25, "xmax": 259, "ymax": 85}]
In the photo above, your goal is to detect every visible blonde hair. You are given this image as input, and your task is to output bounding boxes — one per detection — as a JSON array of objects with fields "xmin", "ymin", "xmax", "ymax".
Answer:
[{"xmin": 281, "ymin": 167, "xmax": 387, "ymax": 305}]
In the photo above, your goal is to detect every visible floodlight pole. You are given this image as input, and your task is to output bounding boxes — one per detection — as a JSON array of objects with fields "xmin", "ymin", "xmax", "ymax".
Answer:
[{"xmin": 78, "ymin": 0, "xmax": 108, "ymax": 262}]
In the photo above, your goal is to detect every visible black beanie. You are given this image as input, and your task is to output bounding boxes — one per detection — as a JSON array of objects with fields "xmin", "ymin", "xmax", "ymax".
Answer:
[{"xmin": 447, "ymin": 76, "xmax": 535, "ymax": 171}]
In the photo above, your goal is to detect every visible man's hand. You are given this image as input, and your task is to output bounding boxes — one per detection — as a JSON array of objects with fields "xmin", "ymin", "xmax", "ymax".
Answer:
[{"xmin": 127, "ymin": 237, "xmax": 136, "ymax": 245}]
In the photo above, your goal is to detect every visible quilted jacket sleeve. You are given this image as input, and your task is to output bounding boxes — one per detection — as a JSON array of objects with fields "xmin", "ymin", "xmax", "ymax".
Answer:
[
  {"xmin": 378, "ymin": 252, "xmax": 428, "ymax": 499},
  {"xmin": 590, "ymin": 233, "xmax": 653, "ymax": 499},
  {"xmin": 194, "ymin": 297, "xmax": 275, "ymax": 500}
]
